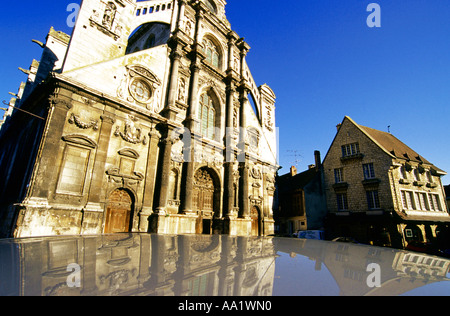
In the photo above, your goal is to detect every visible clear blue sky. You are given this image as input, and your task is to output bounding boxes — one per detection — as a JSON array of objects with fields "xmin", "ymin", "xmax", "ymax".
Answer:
[{"xmin": 1, "ymin": 0, "xmax": 449, "ymax": 185}]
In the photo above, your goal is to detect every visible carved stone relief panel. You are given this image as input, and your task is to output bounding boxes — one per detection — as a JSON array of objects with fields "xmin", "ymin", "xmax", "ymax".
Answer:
[
  {"xmin": 114, "ymin": 115, "xmax": 147, "ymax": 145},
  {"xmin": 117, "ymin": 65, "xmax": 162, "ymax": 113}
]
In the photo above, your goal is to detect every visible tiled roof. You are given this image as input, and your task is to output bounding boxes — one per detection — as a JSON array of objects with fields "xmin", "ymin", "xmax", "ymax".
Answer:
[
  {"xmin": 358, "ymin": 125, "xmax": 432, "ymax": 165},
  {"xmin": 344, "ymin": 116, "xmax": 446, "ymax": 175}
]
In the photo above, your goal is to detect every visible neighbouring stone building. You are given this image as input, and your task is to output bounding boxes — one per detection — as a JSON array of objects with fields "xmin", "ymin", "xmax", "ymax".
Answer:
[
  {"xmin": 445, "ymin": 185, "xmax": 450, "ymax": 212},
  {"xmin": 0, "ymin": 0, "xmax": 278, "ymax": 238},
  {"xmin": 323, "ymin": 116, "xmax": 450, "ymax": 250},
  {"xmin": 274, "ymin": 151, "xmax": 327, "ymax": 236}
]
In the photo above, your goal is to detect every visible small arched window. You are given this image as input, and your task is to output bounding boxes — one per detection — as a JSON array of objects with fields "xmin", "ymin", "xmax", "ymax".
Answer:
[
  {"xmin": 202, "ymin": 38, "xmax": 220, "ymax": 68},
  {"xmin": 144, "ymin": 34, "xmax": 156, "ymax": 49},
  {"xmin": 198, "ymin": 92, "xmax": 216, "ymax": 140},
  {"xmin": 205, "ymin": 0, "xmax": 217, "ymax": 14}
]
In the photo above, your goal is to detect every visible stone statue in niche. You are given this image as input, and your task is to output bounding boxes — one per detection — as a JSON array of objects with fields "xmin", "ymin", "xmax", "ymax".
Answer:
[
  {"xmin": 102, "ymin": 2, "xmax": 117, "ymax": 30},
  {"xmin": 233, "ymin": 108, "xmax": 238, "ymax": 128},
  {"xmin": 233, "ymin": 56, "xmax": 239, "ymax": 72},
  {"xmin": 177, "ymin": 78, "xmax": 186, "ymax": 103},
  {"xmin": 185, "ymin": 20, "xmax": 192, "ymax": 37}
]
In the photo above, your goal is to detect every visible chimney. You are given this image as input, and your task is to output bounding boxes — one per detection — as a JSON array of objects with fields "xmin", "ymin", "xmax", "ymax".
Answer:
[
  {"xmin": 336, "ymin": 123, "xmax": 342, "ymax": 131},
  {"xmin": 290, "ymin": 166, "xmax": 297, "ymax": 176},
  {"xmin": 314, "ymin": 150, "xmax": 321, "ymax": 171}
]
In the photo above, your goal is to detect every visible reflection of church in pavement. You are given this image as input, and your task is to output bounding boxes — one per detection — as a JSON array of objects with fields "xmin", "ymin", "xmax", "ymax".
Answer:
[
  {"xmin": 0, "ymin": 234, "xmax": 276, "ymax": 296},
  {"xmin": 1, "ymin": 235, "xmax": 449, "ymax": 296}
]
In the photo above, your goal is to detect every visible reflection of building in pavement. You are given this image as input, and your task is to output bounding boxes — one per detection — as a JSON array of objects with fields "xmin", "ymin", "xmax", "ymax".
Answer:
[
  {"xmin": 0, "ymin": 234, "xmax": 276, "ymax": 296},
  {"xmin": 274, "ymin": 239, "xmax": 450, "ymax": 296}
]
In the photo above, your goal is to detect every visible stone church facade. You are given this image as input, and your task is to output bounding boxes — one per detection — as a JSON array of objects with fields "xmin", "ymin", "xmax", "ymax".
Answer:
[{"xmin": 0, "ymin": 0, "xmax": 278, "ymax": 238}]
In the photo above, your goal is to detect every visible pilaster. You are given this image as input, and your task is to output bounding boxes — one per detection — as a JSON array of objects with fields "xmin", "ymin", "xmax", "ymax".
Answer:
[{"xmin": 139, "ymin": 128, "xmax": 161, "ymax": 232}]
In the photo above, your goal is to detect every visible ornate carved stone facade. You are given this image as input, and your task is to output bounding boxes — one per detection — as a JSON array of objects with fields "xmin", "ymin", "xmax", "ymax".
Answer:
[{"xmin": 0, "ymin": 0, "xmax": 278, "ymax": 238}]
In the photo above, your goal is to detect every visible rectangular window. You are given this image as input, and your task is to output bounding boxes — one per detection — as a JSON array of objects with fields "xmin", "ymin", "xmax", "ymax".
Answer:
[
  {"xmin": 414, "ymin": 192, "xmax": 429, "ymax": 211},
  {"xmin": 341, "ymin": 143, "xmax": 360, "ymax": 157},
  {"xmin": 401, "ymin": 190, "xmax": 416, "ymax": 210},
  {"xmin": 337, "ymin": 193, "xmax": 349, "ymax": 211},
  {"xmin": 334, "ymin": 168, "xmax": 344, "ymax": 183},
  {"xmin": 363, "ymin": 163, "xmax": 375, "ymax": 179},
  {"xmin": 429, "ymin": 194, "xmax": 442, "ymax": 211},
  {"xmin": 366, "ymin": 190, "xmax": 380, "ymax": 210},
  {"xmin": 401, "ymin": 191, "xmax": 407, "ymax": 209},
  {"xmin": 56, "ymin": 145, "xmax": 90, "ymax": 195}
]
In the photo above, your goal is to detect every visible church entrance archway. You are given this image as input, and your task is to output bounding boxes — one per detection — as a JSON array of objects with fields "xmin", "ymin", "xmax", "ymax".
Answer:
[
  {"xmin": 104, "ymin": 189, "xmax": 134, "ymax": 234},
  {"xmin": 250, "ymin": 206, "xmax": 261, "ymax": 236},
  {"xmin": 193, "ymin": 167, "xmax": 219, "ymax": 234}
]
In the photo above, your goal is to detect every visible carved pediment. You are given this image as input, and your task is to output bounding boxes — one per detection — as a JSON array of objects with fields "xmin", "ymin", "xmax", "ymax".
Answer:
[
  {"xmin": 127, "ymin": 65, "xmax": 161, "ymax": 85},
  {"xmin": 62, "ymin": 134, "xmax": 97, "ymax": 148},
  {"xmin": 118, "ymin": 148, "xmax": 140, "ymax": 159}
]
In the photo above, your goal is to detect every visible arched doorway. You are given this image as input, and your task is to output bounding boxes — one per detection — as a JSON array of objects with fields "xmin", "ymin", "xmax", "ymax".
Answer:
[
  {"xmin": 104, "ymin": 189, "xmax": 134, "ymax": 234},
  {"xmin": 193, "ymin": 168, "xmax": 219, "ymax": 234},
  {"xmin": 404, "ymin": 225, "xmax": 424, "ymax": 244},
  {"xmin": 250, "ymin": 206, "xmax": 260, "ymax": 236}
]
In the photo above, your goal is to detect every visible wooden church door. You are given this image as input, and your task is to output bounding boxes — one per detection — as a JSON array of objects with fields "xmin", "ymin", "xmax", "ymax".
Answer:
[
  {"xmin": 104, "ymin": 189, "xmax": 133, "ymax": 233},
  {"xmin": 250, "ymin": 206, "xmax": 260, "ymax": 236},
  {"xmin": 193, "ymin": 169, "xmax": 215, "ymax": 234}
]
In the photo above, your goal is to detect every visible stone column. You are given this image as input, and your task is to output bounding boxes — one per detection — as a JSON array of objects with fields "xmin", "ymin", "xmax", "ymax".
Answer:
[
  {"xmin": 154, "ymin": 133, "xmax": 175, "ymax": 215},
  {"xmin": 179, "ymin": 7, "xmax": 204, "ymax": 214},
  {"xmin": 82, "ymin": 114, "xmax": 115, "ymax": 234},
  {"xmin": 224, "ymin": 82, "xmax": 237, "ymax": 218},
  {"xmin": 180, "ymin": 62, "xmax": 201, "ymax": 215},
  {"xmin": 139, "ymin": 128, "xmax": 161, "ymax": 232},
  {"xmin": 236, "ymin": 40, "xmax": 251, "ymax": 219},
  {"xmin": 175, "ymin": 0, "xmax": 187, "ymax": 31},
  {"xmin": 86, "ymin": 114, "xmax": 115, "ymax": 206},
  {"xmin": 162, "ymin": 46, "xmax": 182, "ymax": 121}
]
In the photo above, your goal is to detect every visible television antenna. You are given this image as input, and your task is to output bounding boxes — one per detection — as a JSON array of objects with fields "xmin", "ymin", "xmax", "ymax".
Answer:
[{"xmin": 286, "ymin": 150, "xmax": 302, "ymax": 167}]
